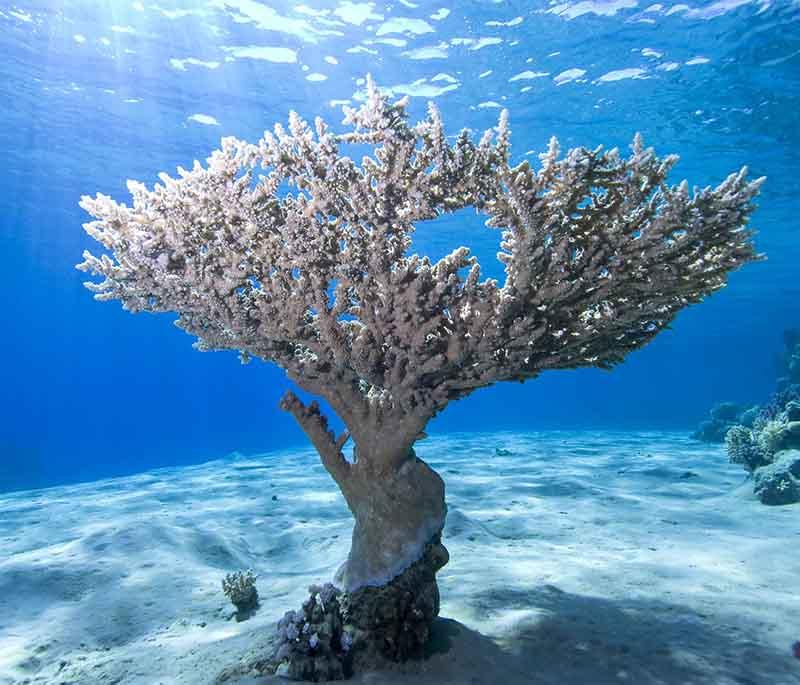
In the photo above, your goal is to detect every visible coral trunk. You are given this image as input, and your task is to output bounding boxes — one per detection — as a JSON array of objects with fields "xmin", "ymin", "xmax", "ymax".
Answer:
[{"xmin": 335, "ymin": 449, "xmax": 447, "ymax": 592}]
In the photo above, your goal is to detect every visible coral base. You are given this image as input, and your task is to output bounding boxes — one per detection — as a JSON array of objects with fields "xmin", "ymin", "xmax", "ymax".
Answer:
[
  {"xmin": 342, "ymin": 535, "xmax": 449, "ymax": 669},
  {"xmin": 274, "ymin": 535, "xmax": 449, "ymax": 681}
]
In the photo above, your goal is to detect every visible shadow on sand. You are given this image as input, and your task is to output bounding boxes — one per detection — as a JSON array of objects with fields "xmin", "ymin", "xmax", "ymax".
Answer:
[
  {"xmin": 224, "ymin": 584, "xmax": 797, "ymax": 684},
  {"xmin": 437, "ymin": 583, "xmax": 798, "ymax": 685}
]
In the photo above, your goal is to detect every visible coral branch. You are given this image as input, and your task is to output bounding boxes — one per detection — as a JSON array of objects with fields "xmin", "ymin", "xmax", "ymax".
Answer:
[
  {"xmin": 335, "ymin": 430, "xmax": 351, "ymax": 451},
  {"xmin": 279, "ymin": 390, "xmax": 351, "ymax": 485}
]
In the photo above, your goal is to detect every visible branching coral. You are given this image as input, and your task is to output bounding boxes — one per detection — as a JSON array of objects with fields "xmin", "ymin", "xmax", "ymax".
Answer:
[
  {"xmin": 222, "ymin": 569, "xmax": 259, "ymax": 614},
  {"xmin": 725, "ymin": 416, "xmax": 800, "ymax": 474},
  {"xmin": 78, "ymin": 77, "xmax": 763, "ymax": 455},
  {"xmin": 724, "ymin": 348, "xmax": 800, "ymax": 505},
  {"xmin": 725, "ymin": 425, "xmax": 769, "ymax": 473},
  {"xmin": 78, "ymin": 76, "xmax": 764, "ymax": 675}
]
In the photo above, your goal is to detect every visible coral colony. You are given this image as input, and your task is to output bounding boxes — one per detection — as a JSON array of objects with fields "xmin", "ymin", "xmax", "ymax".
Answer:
[
  {"xmin": 691, "ymin": 330, "xmax": 800, "ymax": 505},
  {"xmin": 697, "ymin": 330, "xmax": 800, "ymax": 506},
  {"xmin": 222, "ymin": 569, "xmax": 259, "ymax": 617},
  {"xmin": 78, "ymin": 77, "xmax": 763, "ymax": 679}
]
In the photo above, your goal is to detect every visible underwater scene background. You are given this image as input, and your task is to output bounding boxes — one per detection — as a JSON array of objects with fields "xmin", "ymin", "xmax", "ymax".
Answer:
[
  {"xmin": 2, "ymin": 2, "xmax": 800, "ymax": 684},
  {"xmin": 1, "ymin": 0, "xmax": 799, "ymax": 493}
]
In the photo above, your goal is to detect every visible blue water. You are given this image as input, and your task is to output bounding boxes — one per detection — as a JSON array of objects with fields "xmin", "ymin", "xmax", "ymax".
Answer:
[{"xmin": 1, "ymin": 0, "xmax": 799, "ymax": 492}]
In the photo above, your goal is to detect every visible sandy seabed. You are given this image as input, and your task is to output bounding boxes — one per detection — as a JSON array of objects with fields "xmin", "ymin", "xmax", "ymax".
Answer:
[{"xmin": 0, "ymin": 430, "xmax": 798, "ymax": 685}]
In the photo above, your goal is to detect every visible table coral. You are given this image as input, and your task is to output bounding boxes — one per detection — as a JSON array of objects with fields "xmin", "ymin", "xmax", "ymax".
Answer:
[{"xmin": 78, "ymin": 76, "xmax": 764, "ymax": 678}]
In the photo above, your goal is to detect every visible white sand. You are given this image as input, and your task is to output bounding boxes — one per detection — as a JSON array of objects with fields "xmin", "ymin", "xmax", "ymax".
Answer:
[{"xmin": 0, "ymin": 431, "xmax": 798, "ymax": 685}]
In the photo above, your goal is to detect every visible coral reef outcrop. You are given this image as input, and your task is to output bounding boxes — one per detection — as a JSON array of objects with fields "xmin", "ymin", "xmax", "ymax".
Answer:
[
  {"xmin": 753, "ymin": 451, "xmax": 800, "ymax": 506},
  {"xmin": 716, "ymin": 331, "xmax": 800, "ymax": 505},
  {"xmin": 692, "ymin": 402, "xmax": 756, "ymax": 443}
]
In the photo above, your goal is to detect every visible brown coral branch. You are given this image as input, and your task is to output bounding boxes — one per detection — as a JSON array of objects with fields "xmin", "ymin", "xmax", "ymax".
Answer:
[{"xmin": 279, "ymin": 390, "xmax": 351, "ymax": 485}]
